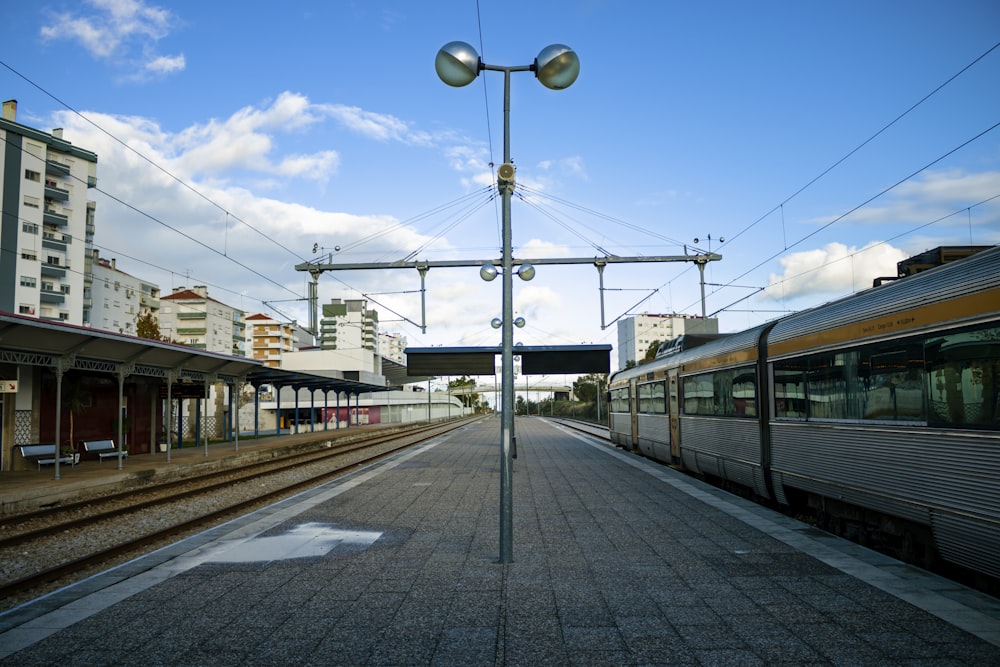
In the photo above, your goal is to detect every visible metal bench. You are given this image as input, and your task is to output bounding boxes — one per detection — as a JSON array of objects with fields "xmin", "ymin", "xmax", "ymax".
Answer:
[
  {"xmin": 16, "ymin": 444, "xmax": 75, "ymax": 470},
  {"xmin": 82, "ymin": 439, "xmax": 127, "ymax": 463}
]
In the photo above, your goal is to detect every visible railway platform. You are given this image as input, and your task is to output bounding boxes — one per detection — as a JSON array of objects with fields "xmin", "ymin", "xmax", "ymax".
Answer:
[
  {"xmin": 1, "ymin": 416, "xmax": 999, "ymax": 665},
  {"xmin": 0, "ymin": 423, "xmax": 400, "ymax": 516}
]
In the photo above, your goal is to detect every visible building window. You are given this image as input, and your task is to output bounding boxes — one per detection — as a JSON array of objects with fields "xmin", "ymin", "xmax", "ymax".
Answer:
[
  {"xmin": 18, "ymin": 304, "xmax": 35, "ymax": 315},
  {"xmin": 20, "ymin": 276, "xmax": 36, "ymax": 288},
  {"xmin": 23, "ymin": 196, "xmax": 40, "ymax": 209},
  {"xmin": 61, "ymin": 284, "xmax": 71, "ymax": 294},
  {"xmin": 22, "ymin": 222, "xmax": 39, "ymax": 234},
  {"xmin": 24, "ymin": 169, "xmax": 40, "ymax": 182},
  {"xmin": 21, "ymin": 252, "xmax": 37, "ymax": 261},
  {"xmin": 47, "ymin": 256, "xmax": 61, "ymax": 266}
]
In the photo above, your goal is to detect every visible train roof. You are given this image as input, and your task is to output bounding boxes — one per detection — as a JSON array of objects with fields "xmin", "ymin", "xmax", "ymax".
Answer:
[
  {"xmin": 609, "ymin": 244, "xmax": 1000, "ymax": 382},
  {"xmin": 768, "ymin": 244, "xmax": 1000, "ymax": 357}
]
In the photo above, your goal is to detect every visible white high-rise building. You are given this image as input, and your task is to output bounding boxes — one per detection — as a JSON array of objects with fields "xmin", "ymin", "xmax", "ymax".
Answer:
[
  {"xmin": 616, "ymin": 313, "xmax": 718, "ymax": 370},
  {"xmin": 378, "ymin": 331, "xmax": 407, "ymax": 364},
  {"xmin": 320, "ymin": 298, "xmax": 377, "ymax": 353},
  {"xmin": 90, "ymin": 251, "xmax": 160, "ymax": 336},
  {"xmin": 159, "ymin": 286, "xmax": 246, "ymax": 355},
  {"xmin": 0, "ymin": 100, "xmax": 98, "ymax": 324}
]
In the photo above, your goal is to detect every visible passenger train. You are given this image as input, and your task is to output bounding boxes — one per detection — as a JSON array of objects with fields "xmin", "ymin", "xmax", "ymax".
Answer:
[{"xmin": 608, "ymin": 245, "xmax": 1000, "ymax": 587}]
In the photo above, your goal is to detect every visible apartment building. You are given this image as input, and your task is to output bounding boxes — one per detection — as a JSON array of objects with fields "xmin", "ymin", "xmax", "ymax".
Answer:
[
  {"xmin": 617, "ymin": 313, "xmax": 719, "ymax": 370},
  {"xmin": 320, "ymin": 298, "xmax": 377, "ymax": 353},
  {"xmin": 245, "ymin": 313, "xmax": 303, "ymax": 368},
  {"xmin": 0, "ymin": 100, "xmax": 98, "ymax": 324},
  {"xmin": 90, "ymin": 250, "xmax": 160, "ymax": 335},
  {"xmin": 377, "ymin": 331, "xmax": 407, "ymax": 364},
  {"xmin": 159, "ymin": 285, "xmax": 246, "ymax": 355}
]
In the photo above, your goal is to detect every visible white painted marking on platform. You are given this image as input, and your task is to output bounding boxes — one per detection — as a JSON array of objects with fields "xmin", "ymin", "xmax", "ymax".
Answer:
[{"xmin": 206, "ymin": 522, "xmax": 382, "ymax": 562}]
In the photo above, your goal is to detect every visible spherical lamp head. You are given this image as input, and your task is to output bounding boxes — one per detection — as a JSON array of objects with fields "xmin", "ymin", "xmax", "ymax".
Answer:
[
  {"xmin": 514, "ymin": 317, "xmax": 526, "ymax": 329},
  {"xmin": 535, "ymin": 44, "xmax": 580, "ymax": 90},
  {"xmin": 436, "ymin": 41, "xmax": 481, "ymax": 87},
  {"xmin": 516, "ymin": 263, "xmax": 535, "ymax": 281},
  {"xmin": 480, "ymin": 263, "xmax": 498, "ymax": 282},
  {"xmin": 491, "ymin": 317, "xmax": 502, "ymax": 329}
]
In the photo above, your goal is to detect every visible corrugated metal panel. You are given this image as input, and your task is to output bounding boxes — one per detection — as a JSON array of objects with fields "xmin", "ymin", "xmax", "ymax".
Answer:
[
  {"xmin": 637, "ymin": 414, "xmax": 669, "ymax": 461},
  {"xmin": 932, "ymin": 512, "xmax": 1000, "ymax": 580},
  {"xmin": 770, "ymin": 246, "xmax": 1000, "ymax": 350},
  {"xmin": 680, "ymin": 416, "xmax": 761, "ymax": 463},
  {"xmin": 678, "ymin": 417, "xmax": 768, "ymax": 496},
  {"xmin": 770, "ymin": 422, "xmax": 1000, "ymax": 552}
]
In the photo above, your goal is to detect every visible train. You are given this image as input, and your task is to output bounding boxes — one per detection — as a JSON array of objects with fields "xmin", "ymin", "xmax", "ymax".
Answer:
[{"xmin": 608, "ymin": 245, "xmax": 1000, "ymax": 587}]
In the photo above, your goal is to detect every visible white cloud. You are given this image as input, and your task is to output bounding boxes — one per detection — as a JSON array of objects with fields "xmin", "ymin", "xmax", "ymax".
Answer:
[
  {"xmin": 813, "ymin": 169, "xmax": 1000, "ymax": 227},
  {"xmin": 145, "ymin": 53, "xmax": 185, "ymax": 75},
  {"xmin": 763, "ymin": 241, "xmax": 908, "ymax": 300},
  {"xmin": 50, "ymin": 100, "xmax": 442, "ymax": 323},
  {"xmin": 321, "ymin": 104, "xmax": 418, "ymax": 142},
  {"xmin": 537, "ymin": 156, "xmax": 587, "ymax": 179},
  {"xmin": 41, "ymin": 0, "xmax": 182, "ymax": 79},
  {"xmin": 520, "ymin": 239, "xmax": 572, "ymax": 257}
]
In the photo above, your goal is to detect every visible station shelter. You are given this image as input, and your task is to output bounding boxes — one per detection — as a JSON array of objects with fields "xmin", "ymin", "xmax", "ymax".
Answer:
[{"xmin": 0, "ymin": 312, "xmax": 390, "ymax": 473}]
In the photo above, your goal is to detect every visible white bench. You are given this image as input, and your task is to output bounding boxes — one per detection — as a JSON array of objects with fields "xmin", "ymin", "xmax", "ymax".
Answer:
[
  {"xmin": 82, "ymin": 439, "xmax": 127, "ymax": 463},
  {"xmin": 16, "ymin": 444, "xmax": 75, "ymax": 470}
]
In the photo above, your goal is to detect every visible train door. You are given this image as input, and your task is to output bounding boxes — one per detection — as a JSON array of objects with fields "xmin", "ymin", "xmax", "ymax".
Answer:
[
  {"xmin": 629, "ymin": 378, "xmax": 638, "ymax": 450},
  {"xmin": 668, "ymin": 370, "xmax": 680, "ymax": 459}
]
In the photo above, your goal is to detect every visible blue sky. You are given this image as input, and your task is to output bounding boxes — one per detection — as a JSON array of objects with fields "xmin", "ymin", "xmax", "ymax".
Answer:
[{"xmin": 2, "ymin": 0, "xmax": 999, "ymax": 376}]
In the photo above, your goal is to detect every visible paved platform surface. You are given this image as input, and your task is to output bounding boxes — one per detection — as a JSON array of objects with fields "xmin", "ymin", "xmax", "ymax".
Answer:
[
  {"xmin": 1, "ymin": 416, "xmax": 999, "ymax": 665},
  {"xmin": 0, "ymin": 423, "xmax": 391, "ymax": 515}
]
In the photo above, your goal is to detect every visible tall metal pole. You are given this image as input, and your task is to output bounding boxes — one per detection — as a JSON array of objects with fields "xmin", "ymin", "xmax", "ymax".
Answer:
[
  {"xmin": 437, "ymin": 42, "xmax": 578, "ymax": 564},
  {"xmin": 498, "ymin": 66, "xmax": 516, "ymax": 564}
]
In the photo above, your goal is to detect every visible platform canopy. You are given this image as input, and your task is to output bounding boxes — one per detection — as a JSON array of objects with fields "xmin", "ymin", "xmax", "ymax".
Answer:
[
  {"xmin": 404, "ymin": 345, "xmax": 611, "ymax": 377},
  {"xmin": 0, "ymin": 311, "xmax": 390, "ymax": 395}
]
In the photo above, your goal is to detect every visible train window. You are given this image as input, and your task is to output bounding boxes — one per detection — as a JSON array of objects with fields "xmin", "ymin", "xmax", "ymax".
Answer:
[
  {"xmin": 682, "ymin": 368, "xmax": 756, "ymax": 417},
  {"xmin": 925, "ymin": 325, "xmax": 1000, "ymax": 429},
  {"xmin": 863, "ymin": 346, "xmax": 925, "ymax": 422},
  {"xmin": 773, "ymin": 363, "xmax": 807, "ymax": 418},
  {"xmin": 610, "ymin": 388, "xmax": 630, "ymax": 413},
  {"xmin": 778, "ymin": 339, "xmax": 927, "ymax": 423},
  {"xmin": 805, "ymin": 351, "xmax": 865, "ymax": 420},
  {"xmin": 638, "ymin": 381, "xmax": 666, "ymax": 414}
]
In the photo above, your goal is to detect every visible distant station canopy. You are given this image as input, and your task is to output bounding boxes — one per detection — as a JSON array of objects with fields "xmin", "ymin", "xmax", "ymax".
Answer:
[{"xmin": 404, "ymin": 345, "xmax": 611, "ymax": 377}]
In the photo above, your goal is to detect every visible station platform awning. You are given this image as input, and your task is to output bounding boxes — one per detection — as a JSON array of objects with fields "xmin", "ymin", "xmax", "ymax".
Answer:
[
  {"xmin": 0, "ymin": 311, "xmax": 390, "ymax": 396},
  {"xmin": 403, "ymin": 345, "xmax": 611, "ymax": 376}
]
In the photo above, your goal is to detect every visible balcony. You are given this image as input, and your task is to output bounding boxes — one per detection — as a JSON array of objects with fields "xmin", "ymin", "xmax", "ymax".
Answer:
[
  {"xmin": 45, "ymin": 159, "xmax": 70, "ymax": 177},
  {"xmin": 44, "ymin": 181, "xmax": 70, "ymax": 201},
  {"xmin": 176, "ymin": 327, "xmax": 207, "ymax": 336},
  {"xmin": 177, "ymin": 311, "xmax": 206, "ymax": 320},
  {"xmin": 40, "ymin": 289, "xmax": 65, "ymax": 304},
  {"xmin": 42, "ymin": 237, "xmax": 68, "ymax": 253},
  {"xmin": 43, "ymin": 209, "xmax": 69, "ymax": 227},
  {"xmin": 41, "ymin": 263, "xmax": 66, "ymax": 279}
]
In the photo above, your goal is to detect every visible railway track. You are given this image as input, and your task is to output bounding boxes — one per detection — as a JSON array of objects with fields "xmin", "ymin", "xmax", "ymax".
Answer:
[{"xmin": 0, "ymin": 417, "xmax": 478, "ymax": 611}]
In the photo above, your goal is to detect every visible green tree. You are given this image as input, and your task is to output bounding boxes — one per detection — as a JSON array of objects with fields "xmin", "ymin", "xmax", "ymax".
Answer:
[
  {"xmin": 572, "ymin": 373, "xmax": 607, "ymax": 403},
  {"xmin": 448, "ymin": 376, "xmax": 480, "ymax": 411},
  {"xmin": 136, "ymin": 310, "xmax": 169, "ymax": 341},
  {"xmin": 643, "ymin": 339, "xmax": 662, "ymax": 362}
]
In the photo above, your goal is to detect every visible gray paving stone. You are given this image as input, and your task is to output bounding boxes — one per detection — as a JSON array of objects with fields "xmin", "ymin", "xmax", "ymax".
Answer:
[{"xmin": 2, "ymin": 417, "xmax": 999, "ymax": 666}]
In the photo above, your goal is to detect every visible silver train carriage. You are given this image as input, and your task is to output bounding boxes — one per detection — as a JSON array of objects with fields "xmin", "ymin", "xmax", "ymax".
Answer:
[{"xmin": 608, "ymin": 245, "xmax": 1000, "ymax": 581}]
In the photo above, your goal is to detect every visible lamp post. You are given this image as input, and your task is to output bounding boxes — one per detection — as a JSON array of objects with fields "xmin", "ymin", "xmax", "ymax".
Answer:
[{"xmin": 437, "ymin": 41, "xmax": 579, "ymax": 563}]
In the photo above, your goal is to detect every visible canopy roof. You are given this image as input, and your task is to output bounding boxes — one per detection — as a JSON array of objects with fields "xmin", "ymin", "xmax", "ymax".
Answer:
[
  {"xmin": 0, "ymin": 312, "xmax": 388, "ymax": 394},
  {"xmin": 404, "ymin": 345, "xmax": 612, "ymax": 376}
]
